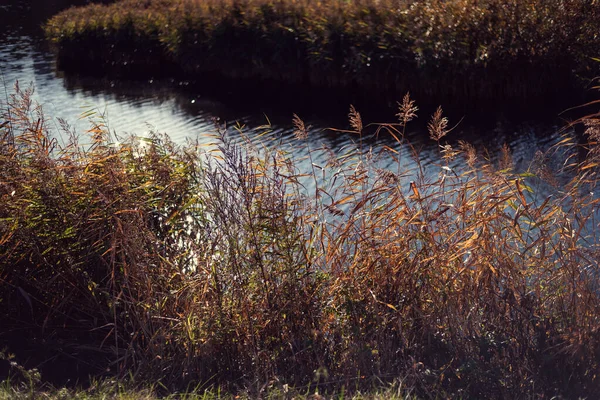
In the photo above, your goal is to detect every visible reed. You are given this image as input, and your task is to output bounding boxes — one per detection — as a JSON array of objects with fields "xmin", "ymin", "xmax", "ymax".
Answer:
[
  {"xmin": 44, "ymin": 0, "xmax": 600, "ymax": 106},
  {"xmin": 1, "ymin": 82, "xmax": 600, "ymax": 398}
]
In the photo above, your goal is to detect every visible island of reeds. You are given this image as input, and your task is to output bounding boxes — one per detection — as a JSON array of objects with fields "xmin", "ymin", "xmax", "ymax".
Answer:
[
  {"xmin": 1, "ymin": 82, "xmax": 600, "ymax": 398},
  {"xmin": 44, "ymin": 0, "xmax": 600, "ymax": 107}
]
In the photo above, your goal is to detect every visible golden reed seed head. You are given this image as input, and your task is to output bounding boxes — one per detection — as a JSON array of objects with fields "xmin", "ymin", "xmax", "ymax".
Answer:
[
  {"xmin": 396, "ymin": 92, "xmax": 418, "ymax": 126},
  {"xmin": 292, "ymin": 113, "xmax": 308, "ymax": 140}
]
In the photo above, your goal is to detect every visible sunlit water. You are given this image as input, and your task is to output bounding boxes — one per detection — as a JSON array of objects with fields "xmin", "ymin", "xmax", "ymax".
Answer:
[{"xmin": 0, "ymin": 0, "xmax": 584, "ymax": 191}]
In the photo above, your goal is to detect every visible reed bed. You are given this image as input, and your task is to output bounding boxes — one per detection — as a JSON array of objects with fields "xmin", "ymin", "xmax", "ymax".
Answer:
[
  {"xmin": 1, "ymin": 83, "xmax": 600, "ymax": 398},
  {"xmin": 44, "ymin": 0, "xmax": 600, "ymax": 106}
]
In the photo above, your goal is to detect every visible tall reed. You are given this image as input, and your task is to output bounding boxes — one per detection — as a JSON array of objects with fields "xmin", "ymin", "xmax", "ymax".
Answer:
[{"xmin": 1, "ymin": 83, "xmax": 599, "ymax": 397}]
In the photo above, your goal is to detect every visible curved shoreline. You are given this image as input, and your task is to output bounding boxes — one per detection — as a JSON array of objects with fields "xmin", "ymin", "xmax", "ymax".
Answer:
[{"xmin": 44, "ymin": 0, "xmax": 599, "ymax": 107}]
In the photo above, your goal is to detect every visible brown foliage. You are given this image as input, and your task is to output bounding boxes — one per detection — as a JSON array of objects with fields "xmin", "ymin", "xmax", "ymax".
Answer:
[{"xmin": 1, "ymin": 85, "xmax": 600, "ymax": 397}]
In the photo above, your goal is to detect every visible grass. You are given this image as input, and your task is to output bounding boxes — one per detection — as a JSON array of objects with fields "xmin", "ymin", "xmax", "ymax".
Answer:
[
  {"xmin": 44, "ymin": 0, "xmax": 600, "ymax": 107},
  {"xmin": 0, "ymin": 375, "xmax": 417, "ymax": 400},
  {"xmin": 1, "ymin": 82, "xmax": 600, "ymax": 398}
]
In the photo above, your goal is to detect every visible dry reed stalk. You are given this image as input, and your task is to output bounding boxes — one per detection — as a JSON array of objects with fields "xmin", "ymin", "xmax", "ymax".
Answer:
[{"xmin": 1, "ymin": 84, "xmax": 599, "ymax": 397}]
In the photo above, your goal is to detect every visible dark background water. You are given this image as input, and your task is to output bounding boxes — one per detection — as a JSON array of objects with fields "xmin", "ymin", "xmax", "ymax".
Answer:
[{"xmin": 0, "ymin": 0, "xmax": 591, "ymax": 182}]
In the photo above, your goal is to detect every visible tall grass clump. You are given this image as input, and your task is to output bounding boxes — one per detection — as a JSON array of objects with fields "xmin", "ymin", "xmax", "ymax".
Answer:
[
  {"xmin": 44, "ymin": 0, "xmax": 600, "ymax": 106},
  {"xmin": 1, "ymin": 82, "xmax": 600, "ymax": 398},
  {"xmin": 0, "ymin": 82, "xmax": 326, "ymax": 389}
]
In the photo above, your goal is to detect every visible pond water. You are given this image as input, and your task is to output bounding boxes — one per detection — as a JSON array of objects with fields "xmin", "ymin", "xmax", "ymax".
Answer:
[{"xmin": 0, "ymin": 0, "xmax": 585, "ymax": 186}]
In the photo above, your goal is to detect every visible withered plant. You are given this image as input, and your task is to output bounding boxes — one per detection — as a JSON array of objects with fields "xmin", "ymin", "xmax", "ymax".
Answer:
[{"xmin": 1, "ymin": 85, "xmax": 599, "ymax": 397}]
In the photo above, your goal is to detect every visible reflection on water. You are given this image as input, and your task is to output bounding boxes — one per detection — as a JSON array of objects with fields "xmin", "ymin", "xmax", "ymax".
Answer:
[{"xmin": 0, "ymin": 0, "xmax": 583, "ymax": 189}]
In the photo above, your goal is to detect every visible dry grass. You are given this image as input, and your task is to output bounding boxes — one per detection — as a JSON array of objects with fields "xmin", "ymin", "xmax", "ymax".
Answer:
[
  {"xmin": 44, "ymin": 0, "xmax": 600, "ymax": 105},
  {"xmin": 1, "ymin": 82, "xmax": 600, "ymax": 398}
]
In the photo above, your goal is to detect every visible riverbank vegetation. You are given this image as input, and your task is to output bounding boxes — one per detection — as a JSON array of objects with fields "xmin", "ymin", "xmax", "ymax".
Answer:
[
  {"xmin": 44, "ymin": 0, "xmax": 600, "ymax": 107},
  {"xmin": 1, "ymin": 83, "xmax": 600, "ymax": 398}
]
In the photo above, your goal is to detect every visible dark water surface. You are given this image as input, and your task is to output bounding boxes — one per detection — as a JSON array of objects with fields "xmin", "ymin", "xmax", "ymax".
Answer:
[{"xmin": 0, "ymin": 0, "xmax": 584, "ymax": 183}]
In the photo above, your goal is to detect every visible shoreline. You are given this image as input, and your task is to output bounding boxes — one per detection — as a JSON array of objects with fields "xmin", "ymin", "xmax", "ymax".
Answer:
[{"xmin": 44, "ymin": 0, "xmax": 600, "ymax": 109}]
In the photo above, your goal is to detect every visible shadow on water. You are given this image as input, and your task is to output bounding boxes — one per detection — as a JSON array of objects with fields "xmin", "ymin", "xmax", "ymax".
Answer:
[
  {"xmin": 2, "ymin": 0, "xmax": 590, "ymax": 149},
  {"xmin": 1, "ymin": 0, "xmax": 595, "ymax": 197},
  {"xmin": 1, "ymin": 0, "xmax": 594, "ymax": 198}
]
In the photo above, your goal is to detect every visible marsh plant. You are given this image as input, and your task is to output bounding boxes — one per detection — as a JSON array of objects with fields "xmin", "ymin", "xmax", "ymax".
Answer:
[
  {"xmin": 1, "ymin": 83, "xmax": 600, "ymax": 398},
  {"xmin": 44, "ymin": 0, "xmax": 600, "ymax": 105}
]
